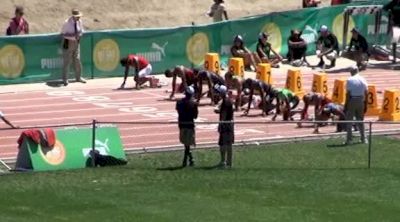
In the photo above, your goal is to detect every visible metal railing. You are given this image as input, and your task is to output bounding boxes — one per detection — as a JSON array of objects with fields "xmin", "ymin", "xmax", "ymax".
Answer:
[{"xmin": 1, "ymin": 119, "xmax": 400, "ymax": 170}]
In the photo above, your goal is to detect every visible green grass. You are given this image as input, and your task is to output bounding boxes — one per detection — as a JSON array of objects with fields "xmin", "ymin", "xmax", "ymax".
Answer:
[{"xmin": 1, "ymin": 137, "xmax": 400, "ymax": 222}]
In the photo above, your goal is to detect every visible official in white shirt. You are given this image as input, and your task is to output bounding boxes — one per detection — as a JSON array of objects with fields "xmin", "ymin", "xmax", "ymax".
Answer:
[
  {"xmin": 344, "ymin": 66, "xmax": 368, "ymax": 145},
  {"xmin": 61, "ymin": 9, "xmax": 86, "ymax": 86}
]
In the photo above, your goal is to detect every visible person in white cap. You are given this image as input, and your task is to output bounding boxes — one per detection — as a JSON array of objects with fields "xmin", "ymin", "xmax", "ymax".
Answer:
[
  {"xmin": 176, "ymin": 85, "xmax": 198, "ymax": 167},
  {"xmin": 316, "ymin": 25, "xmax": 339, "ymax": 68},
  {"xmin": 215, "ymin": 84, "xmax": 234, "ymax": 168},
  {"xmin": 61, "ymin": 8, "xmax": 86, "ymax": 86},
  {"xmin": 344, "ymin": 65, "xmax": 368, "ymax": 145}
]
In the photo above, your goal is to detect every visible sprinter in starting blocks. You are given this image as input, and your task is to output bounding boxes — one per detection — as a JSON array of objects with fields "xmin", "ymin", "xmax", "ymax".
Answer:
[
  {"xmin": 164, "ymin": 66, "xmax": 200, "ymax": 100},
  {"xmin": 242, "ymin": 78, "xmax": 276, "ymax": 116},
  {"xmin": 197, "ymin": 70, "xmax": 226, "ymax": 105}
]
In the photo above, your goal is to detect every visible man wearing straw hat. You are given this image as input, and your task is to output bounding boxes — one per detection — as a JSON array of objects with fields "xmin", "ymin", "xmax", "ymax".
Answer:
[{"xmin": 61, "ymin": 9, "xmax": 86, "ymax": 86}]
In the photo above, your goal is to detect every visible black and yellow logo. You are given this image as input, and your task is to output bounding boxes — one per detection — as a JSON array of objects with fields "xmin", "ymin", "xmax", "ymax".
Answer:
[
  {"xmin": 93, "ymin": 39, "xmax": 120, "ymax": 71},
  {"xmin": 0, "ymin": 44, "xmax": 25, "ymax": 79},
  {"xmin": 186, "ymin": 32, "xmax": 209, "ymax": 65}
]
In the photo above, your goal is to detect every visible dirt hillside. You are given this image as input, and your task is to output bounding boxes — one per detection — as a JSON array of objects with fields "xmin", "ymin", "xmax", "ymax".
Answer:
[{"xmin": 0, "ymin": 0, "xmax": 332, "ymax": 34}]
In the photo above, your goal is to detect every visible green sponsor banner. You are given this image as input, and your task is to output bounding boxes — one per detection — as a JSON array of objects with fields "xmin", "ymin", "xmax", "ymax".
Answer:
[
  {"xmin": 0, "ymin": 2, "xmax": 392, "ymax": 85},
  {"xmin": 17, "ymin": 126, "xmax": 125, "ymax": 171},
  {"xmin": 0, "ymin": 34, "xmax": 92, "ymax": 84},
  {"xmin": 91, "ymin": 27, "xmax": 192, "ymax": 78},
  {"xmin": 201, "ymin": 5, "xmax": 390, "ymax": 65}
]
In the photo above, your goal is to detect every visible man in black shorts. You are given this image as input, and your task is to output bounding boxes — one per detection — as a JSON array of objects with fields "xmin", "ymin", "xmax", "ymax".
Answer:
[
  {"xmin": 176, "ymin": 86, "xmax": 198, "ymax": 167},
  {"xmin": 214, "ymin": 85, "xmax": 234, "ymax": 168}
]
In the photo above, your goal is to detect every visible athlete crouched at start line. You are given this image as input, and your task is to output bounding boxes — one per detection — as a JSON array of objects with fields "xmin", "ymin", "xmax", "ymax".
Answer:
[
  {"xmin": 197, "ymin": 70, "xmax": 226, "ymax": 105},
  {"xmin": 271, "ymin": 88, "xmax": 300, "ymax": 121},
  {"xmin": 164, "ymin": 66, "xmax": 199, "ymax": 100},
  {"xmin": 119, "ymin": 54, "xmax": 160, "ymax": 89}
]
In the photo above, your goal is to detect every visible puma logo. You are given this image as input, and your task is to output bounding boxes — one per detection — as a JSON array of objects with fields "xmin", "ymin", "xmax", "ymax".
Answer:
[
  {"xmin": 151, "ymin": 42, "xmax": 168, "ymax": 57},
  {"xmin": 301, "ymin": 24, "xmax": 319, "ymax": 44},
  {"xmin": 303, "ymin": 25, "xmax": 318, "ymax": 36},
  {"xmin": 82, "ymin": 138, "xmax": 110, "ymax": 157}
]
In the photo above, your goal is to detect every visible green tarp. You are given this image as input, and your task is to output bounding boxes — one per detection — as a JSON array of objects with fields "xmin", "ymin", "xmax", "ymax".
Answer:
[{"xmin": 15, "ymin": 126, "xmax": 126, "ymax": 171}]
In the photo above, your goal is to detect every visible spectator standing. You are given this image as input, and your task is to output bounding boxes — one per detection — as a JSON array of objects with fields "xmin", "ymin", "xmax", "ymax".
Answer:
[
  {"xmin": 344, "ymin": 66, "xmax": 368, "ymax": 145},
  {"xmin": 215, "ymin": 85, "xmax": 234, "ymax": 168},
  {"xmin": 384, "ymin": 0, "xmax": 400, "ymax": 63},
  {"xmin": 6, "ymin": 6, "xmax": 29, "ymax": 35},
  {"xmin": 303, "ymin": 0, "xmax": 321, "ymax": 8},
  {"xmin": 316, "ymin": 25, "xmax": 339, "ymax": 68},
  {"xmin": 342, "ymin": 27, "xmax": 369, "ymax": 70},
  {"xmin": 176, "ymin": 86, "xmax": 198, "ymax": 167},
  {"xmin": 61, "ymin": 9, "xmax": 86, "ymax": 86},
  {"xmin": 207, "ymin": 0, "xmax": 228, "ymax": 22}
]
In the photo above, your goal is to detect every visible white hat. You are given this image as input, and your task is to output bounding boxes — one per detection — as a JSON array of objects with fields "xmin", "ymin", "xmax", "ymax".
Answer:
[
  {"xmin": 320, "ymin": 25, "xmax": 328, "ymax": 33},
  {"xmin": 214, "ymin": 84, "xmax": 227, "ymax": 94},
  {"xmin": 185, "ymin": 85, "xmax": 195, "ymax": 96},
  {"xmin": 72, "ymin": 9, "xmax": 83, "ymax": 17}
]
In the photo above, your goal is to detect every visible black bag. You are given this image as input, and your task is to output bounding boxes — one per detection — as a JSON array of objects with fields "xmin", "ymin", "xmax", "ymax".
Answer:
[{"xmin": 86, "ymin": 150, "xmax": 128, "ymax": 167}]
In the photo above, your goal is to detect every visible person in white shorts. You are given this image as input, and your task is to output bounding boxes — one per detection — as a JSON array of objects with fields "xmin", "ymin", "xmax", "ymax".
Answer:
[
  {"xmin": 119, "ymin": 54, "xmax": 154, "ymax": 89},
  {"xmin": 316, "ymin": 25, "xmax": 339, "ymax": 68},
  {"xmin": 0, "ymin": 111, "xmax": 19, "ymax": 129}
]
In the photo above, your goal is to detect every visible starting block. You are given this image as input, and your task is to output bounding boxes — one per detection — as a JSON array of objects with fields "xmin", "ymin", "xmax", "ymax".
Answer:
[
  {"xmin": 285, "ymin": 69, "xmax": 305, "ymax": 98},
  {"xmin": 379, "ymin": 89, "xmax": 400, "ymax": 121},
  {"xmin": 331, "ymin": 78, "xmax": 347, "ymax": 105},
  {"xmin": 256, "ymin": 63, "xmax": 273, "ymax": 85},
  {"xmin": 204, "ymin": 53, "xmax": 220, "ymax": 75},
  {"xmin": 366, "ymin": 85, "xmax": 381, "ymax": 116},
  {"xmin": 228, "ymin": 57, "xmax": 245, "ymax": 78},
  {"xmin": 311, "ymin": 73, "xmax": 329, "ymax": 95}
]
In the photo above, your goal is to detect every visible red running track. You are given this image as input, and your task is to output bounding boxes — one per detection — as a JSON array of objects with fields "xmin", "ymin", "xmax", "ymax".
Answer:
[{"xmin": 0, "ymin": 66, "xmax": 399, "ymax": 160}]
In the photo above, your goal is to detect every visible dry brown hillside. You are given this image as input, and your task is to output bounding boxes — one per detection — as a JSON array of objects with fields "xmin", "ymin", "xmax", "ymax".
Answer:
[{"xmin": 0, "ymin": 0, "xmax": 331, "ymax": 35}]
